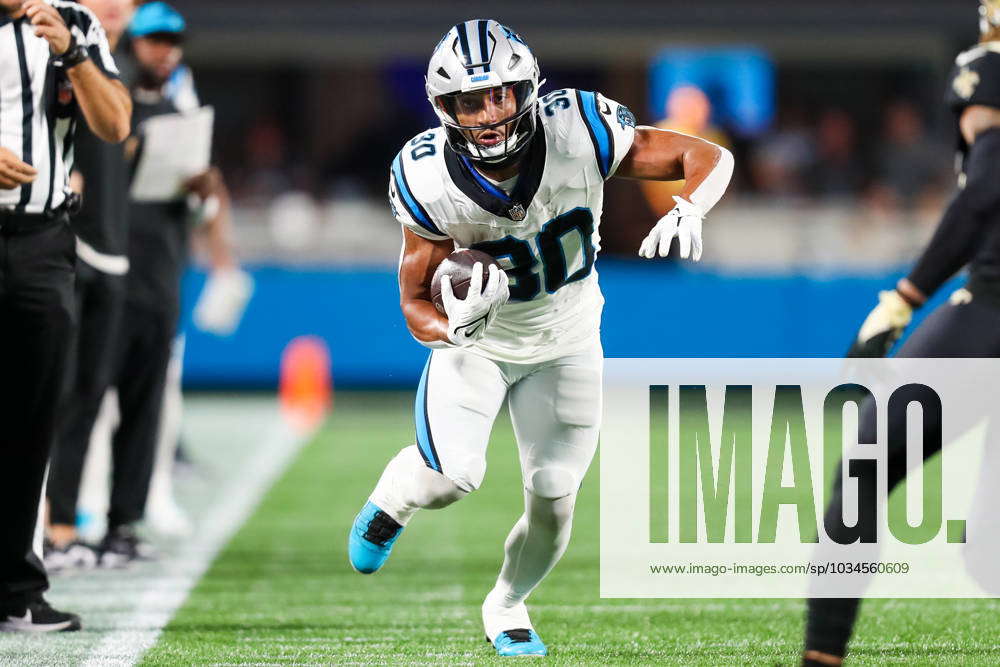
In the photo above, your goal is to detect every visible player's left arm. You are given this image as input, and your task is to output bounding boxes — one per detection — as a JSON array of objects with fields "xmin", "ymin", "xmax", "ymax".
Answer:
[
  {"xmin": 901, "ymin": 106, "xmax": 1000, "ymax": 302},
  {"xmin": 616, "ymin": 127, "xmax": 735, "ymax": 260},
  {"xmin": 848, "ymin": 105, "xmax": 1000, "ymax": 357}
]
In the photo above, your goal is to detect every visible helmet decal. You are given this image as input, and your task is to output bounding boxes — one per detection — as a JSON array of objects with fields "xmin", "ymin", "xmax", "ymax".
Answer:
[{"xmin": 453, "ymin": 20, "xmax": 496, "ymax": 72}]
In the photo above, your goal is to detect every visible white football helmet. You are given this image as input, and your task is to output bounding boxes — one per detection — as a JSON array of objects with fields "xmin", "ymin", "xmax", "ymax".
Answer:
[{"xmin": 425, "ymin": 20, "xmax": 541, "ymax": 167}]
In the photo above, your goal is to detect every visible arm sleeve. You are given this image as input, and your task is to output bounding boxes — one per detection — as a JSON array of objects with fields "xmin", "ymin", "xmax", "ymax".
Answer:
[
  {"xmin": 685, "ymin": 140, "xmax": 735, "ymax": 214},
  {"xmin": 906, "ymin": 128, "xmax": 1000, "ymax": 296},
  {"xmin": 388, "ymin": 158, "xmax": 449, "ymax": 242},
  {"xmin": 575, "ymin": 91, "xmax": 637, "ymax": 179}
]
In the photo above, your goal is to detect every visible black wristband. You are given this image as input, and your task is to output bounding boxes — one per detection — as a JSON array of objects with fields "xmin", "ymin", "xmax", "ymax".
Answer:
[{"xmin": 60, "ymin": 38, "xmax": 89, "ymax": 69}]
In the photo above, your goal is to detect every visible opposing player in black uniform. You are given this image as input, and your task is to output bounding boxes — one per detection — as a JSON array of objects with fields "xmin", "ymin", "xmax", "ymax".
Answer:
[{"xmin": 803, "ymin": 2, "xmax": 1000, "ymax": 664}]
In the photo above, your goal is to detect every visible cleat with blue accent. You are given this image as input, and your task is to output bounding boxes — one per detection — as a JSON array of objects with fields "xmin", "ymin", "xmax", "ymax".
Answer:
[
  {"xmin": 489, "ymin": 628, "xmax": 548, "ymax": 657},
  {"xmin": 348, "ymin": 501, "xmax": 404, "ymax": 574}
]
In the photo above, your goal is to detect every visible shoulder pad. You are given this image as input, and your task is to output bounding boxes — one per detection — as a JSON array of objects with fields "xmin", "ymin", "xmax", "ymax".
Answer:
[
  {"xmin": 956, "ymin": 41, "xmax": 1000, "ymax": 67},
  {"xmin": 537, "ymin": 88, "xmax": 597, "ymax": 162},
  {"xmin": 540, "ymin": 88, "xmax": 636, "ymax": 179},
  {"xmin": 948, "ymin": 46, "xmax": 1000, "ymax": 110},
  {"xmin": 390, "ymin": 129, "xmax": 449, "ymax": 238},
  {"xmin": 395, "ymin": 128, "xmax": 448, "ymax": 204}
]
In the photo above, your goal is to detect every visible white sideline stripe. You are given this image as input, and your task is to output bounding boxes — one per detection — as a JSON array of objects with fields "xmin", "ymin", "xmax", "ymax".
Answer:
[{"xmin": 80, "ymin": 418, "xmax": 313, "ymax": 667}]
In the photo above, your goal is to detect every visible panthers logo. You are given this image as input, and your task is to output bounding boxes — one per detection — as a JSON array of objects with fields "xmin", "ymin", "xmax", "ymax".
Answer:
[{"xmin": 617, "ymin": 105, "xmax": 636, "ymax": 130}]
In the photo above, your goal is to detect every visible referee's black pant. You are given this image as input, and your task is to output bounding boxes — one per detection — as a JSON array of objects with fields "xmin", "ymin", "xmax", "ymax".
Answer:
[
  {"xmin": 107, "ymin": 301, "xmax": 177, "ymax": 530},
  {"xmin": 0, "ymin": 217, "xmax": 76, "ymax": 607},
  {"xmin": 47, "ymin": 261, "xmax": 126, "ymax": 527},
  {"xmin": 806, "ymin": 286, "xmax": 1000, "ymax": 657}
]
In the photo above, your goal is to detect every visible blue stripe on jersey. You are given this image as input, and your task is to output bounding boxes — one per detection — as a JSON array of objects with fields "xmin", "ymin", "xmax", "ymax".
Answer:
[
  {"xmin": 459, "ymin": 155, "xmax": 511, "ymax": 202},
  {"xmin": 414, "ymin": 355, "xmax": 442, "ymax": 473},
  {"xmin": 577, "ymin": 90, "xmax": 613, "ymax": 179},
  {"xmin": 477, "ymin": 19, "xmax": 490, "ymax": 72},
  {"xmin": 392, "ymin": 152, "xmax": 444, "ymax": 236},
  {"xmin": 456, "ymin": 22, "xmax": 474, "ymax": 74}
]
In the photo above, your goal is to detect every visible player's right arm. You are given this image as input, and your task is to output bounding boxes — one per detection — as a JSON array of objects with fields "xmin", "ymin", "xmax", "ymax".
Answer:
[
  {"xmin": 901, "ymin": 105, "xmax": 1000, "ymax": 301},
  {"xmin": 399, "ymin": 228, "xmax": 454, "ymax": 347},
  {"xmin": 398, "ymin": 229, "xmax": 510, "ymax": 349},
  {"xmin": 389, "ymin": 142, "xmax": 508, "ymax": 349},
  {"xmin": 849, "ymin": 102, "xmax": 1000, "ymax": 357}
]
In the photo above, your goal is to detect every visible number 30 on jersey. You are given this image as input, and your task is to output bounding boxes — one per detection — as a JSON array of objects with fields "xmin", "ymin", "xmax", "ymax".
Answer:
[{"xmin": 472, "ymin": 207, "xmax": 595, "ymax": 301}]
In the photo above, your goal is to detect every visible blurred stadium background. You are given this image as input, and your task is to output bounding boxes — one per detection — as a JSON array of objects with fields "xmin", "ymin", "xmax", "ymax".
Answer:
[
  {"xmin": 173, "ymin": 0, "xmax": 977, "ymax": 389},
  {"xmin": 5, "ymin": 2, "xmax": 997, "ymax": 664}
]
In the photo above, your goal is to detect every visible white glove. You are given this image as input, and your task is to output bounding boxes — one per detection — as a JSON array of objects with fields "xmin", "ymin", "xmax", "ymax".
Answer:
[
  {"xmin": 848, "ymin": 290, "xmax": 913, "ymax": 357},
  {"xmin": 440, "ymin": 262, "xmax": 510, "ymax": 347},
  {"xmin": 193, "ymin": 267, "xmax": 254, "ymax": 336},
  {"xmin": 639, "ymin": 196, "xmax": 705, "ymax": 261}
]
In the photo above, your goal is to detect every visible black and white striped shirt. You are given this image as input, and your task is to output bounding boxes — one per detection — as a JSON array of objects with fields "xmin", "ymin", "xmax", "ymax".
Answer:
[{"xmin": 0, "ymin": 1, "xmax": 119, "ymax": 214}]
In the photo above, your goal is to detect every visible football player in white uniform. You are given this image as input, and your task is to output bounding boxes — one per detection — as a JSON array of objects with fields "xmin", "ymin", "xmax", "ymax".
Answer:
[{"xmin": 348, "ymin": 19, "xmax": 734, "ymax": 657}]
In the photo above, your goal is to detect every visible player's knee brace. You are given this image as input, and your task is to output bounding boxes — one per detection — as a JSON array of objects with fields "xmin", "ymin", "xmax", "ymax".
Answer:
[
  {"xmin": 527, "ymin": 466, "xmax": 578, "ymax": 500},
  {"xmin": 445, "ymin": 454, "xmax": 487, "ymax": 495},
  {"xmin": 377, "ymin": 445, "xmax": 469, "ymax": 515},
  {"xmin": 412, "ymin": 464, "xmax": 467, "ymax": 509}
]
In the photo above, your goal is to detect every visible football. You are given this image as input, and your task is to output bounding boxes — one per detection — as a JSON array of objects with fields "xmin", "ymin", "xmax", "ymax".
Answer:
[{"xmin": 430, "ymin": 249, "xmax": 502, "ymax": 314}]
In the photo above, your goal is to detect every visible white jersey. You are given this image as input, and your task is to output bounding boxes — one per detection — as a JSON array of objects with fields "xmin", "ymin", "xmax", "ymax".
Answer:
[{"xmin": 389, "ymin": 89, "xmax": 637, "ymax": 363}]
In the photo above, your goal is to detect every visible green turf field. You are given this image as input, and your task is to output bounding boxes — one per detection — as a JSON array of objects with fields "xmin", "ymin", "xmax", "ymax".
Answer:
[{"xmin": 141, "ymin": 392, "xmax": 1000, "ymax": 665}]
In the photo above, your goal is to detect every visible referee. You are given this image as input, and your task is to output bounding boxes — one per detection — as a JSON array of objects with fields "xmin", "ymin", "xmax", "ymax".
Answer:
[{"xmin": 0, "ymin": 0, "xmax": 130, "ymax": 633}]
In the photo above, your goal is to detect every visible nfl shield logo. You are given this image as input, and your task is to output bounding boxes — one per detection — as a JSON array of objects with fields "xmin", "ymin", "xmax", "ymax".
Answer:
[{"xmin": 509, "ymin": 204, "xmax": 526, "ymax": 221}]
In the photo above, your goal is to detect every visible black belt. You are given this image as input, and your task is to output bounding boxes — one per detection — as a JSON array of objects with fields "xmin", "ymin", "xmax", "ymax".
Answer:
[
  {"xmin": 0, "ymin": 193, "xmax": 80, "ymax": 234},
  {"xmin": 0, "ymin": 208, "xmax": 68, "ymax": 234}
]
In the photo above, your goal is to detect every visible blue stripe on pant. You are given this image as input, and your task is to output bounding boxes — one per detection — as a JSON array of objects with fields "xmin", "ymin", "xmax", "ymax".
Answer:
[{"xmin": 414, "ymin": 354, "xmax": 442, "ymax": 472}]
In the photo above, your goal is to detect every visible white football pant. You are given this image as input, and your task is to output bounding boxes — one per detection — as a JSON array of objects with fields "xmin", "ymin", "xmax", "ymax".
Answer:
[
  {"xmin": 405, "ymin": 340, "xmax": 602, "ymax": 496},
  {"xmin": 369, "ymin": 339, "xmax": 602, "ymax": 617}
]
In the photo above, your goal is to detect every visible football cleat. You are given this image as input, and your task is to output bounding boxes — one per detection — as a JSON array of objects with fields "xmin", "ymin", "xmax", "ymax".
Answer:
[
  {"xmin": 483, "ymin": 591, "xmax": 547, "ymax": 656},
  {"xmin": 348, "ymin": 501, "xmax": 404, "ymax": 574},
  {"xmin": 99, "ymin": 524, "xmax": 156, "ymax": 568},
  {"xmin": 43, "ymin": 538, "xmax": 99, "ymax": 574},
  {"xmin": 489, "ymin": 628, "xmax": 548, "ymax": 657},
  {"xmin": 0, "ymin": 595, "xmax": 81, "ymax": 633}
]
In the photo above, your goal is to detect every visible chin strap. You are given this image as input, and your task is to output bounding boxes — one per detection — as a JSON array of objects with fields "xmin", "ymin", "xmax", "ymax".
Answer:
[
  {"xmin": 466, "ymin": 132, "xmax": 520, "ymax": 161},
  {"xmin": 468, "ymin": 140, "xmax": 531, "ymax": 172},
  {"xmin": 451, "ymin": 107, "xmax": 538, "ymax": 171}
]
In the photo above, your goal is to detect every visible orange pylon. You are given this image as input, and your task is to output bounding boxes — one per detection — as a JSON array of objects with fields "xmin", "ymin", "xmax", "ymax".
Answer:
[{"xmin": 279, "ymin": 335, "xmax": 332, "ymax": 432}]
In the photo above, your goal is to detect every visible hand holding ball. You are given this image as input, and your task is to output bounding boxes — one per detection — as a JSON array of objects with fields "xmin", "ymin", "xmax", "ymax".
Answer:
[{"xmin": 431, "ymin": 249, "xmax": 504, "ymax": 314}]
